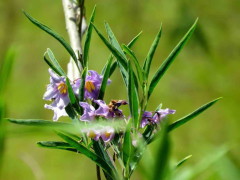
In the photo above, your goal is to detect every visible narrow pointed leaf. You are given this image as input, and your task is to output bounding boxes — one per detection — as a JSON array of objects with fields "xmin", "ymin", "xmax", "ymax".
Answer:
[
  {"xmin": 0, "ymin": 48, "xmax": 15, "ymax": 95},
  {"xmin": 104, "ymin": 22, "xmax": 127, "ymax": 59},
  {"xmin": 57, "ymin": 132, "xmax": 118, "ymax": 179},
  {"xmin": 46, "ymin": 48, "xmax": 65, "ymax": 76},
  {"xmin": 122, "ymin": 44, "xmax": 143, "ymax": 85},
  {"xmin": 127, "ymin": 31, "xmax": 142, "ymax": 49},
  {"xmin": 65, "ymin": 78, "xmax": 76, "ymax": 105},
  {"xmin": 43, "ymin": 56, "xmax": 61, "ymax": 76},
  {"xmin": 83, "ymin": 6, "xmax": 96, "ymax": 67},
  {"xmin": 152, "ymin": 121, "xmax": 171, "ymax": 180},
  {"xmin": 23, "ymin": 11, "xmax": 80, "ymax": 69},
  {"xmin": 143, "ymin": 25, "xmax": 162, "ymax": 78},
  {"xmin": 98, "ymin": 56, "xmax": 113, "ymax": 100},
  {"xmin": 0, "ymin": 48, "xmax": 15, "ymax": 168},
  {"xmin": 148, "ymin": 19, "xmax": 198, "ymax": 99},
  {"xmin": 92, "ymin": 140, "xmax": 116, "ymax": 172},
  {"xmin": 176, "ymin": 155, "xmax": 192, "ymax": 168},
  {"xmin": 128, "ymin": 61, "xmax": 139, "ymax": 128},
  {"xmin": 168, "ymin": 97, "xmax": 221, "ymax": 132},
  {"xmin": 8, "ymin": 119, "xmax": 72, "ymax": 127},
  {"xmin": 37, "ymin": 141, "xmax": 77, "ymax": 152},
  {"xmin": 79, "ymin": 68, "xmax": 87, "ymax": 104},
  {"xmin": 110, "ymin": 61, "xmax": 117, "ymax": 77},
  {"xmin": 122, "ymin": 120, "xmax": 132, "ymax": 173},
  {"xmin": 92, "ymin": 25, "xmax": 127, "ymax": 69},
  {"xmin": 92, "ymin": 24, "xmax": 128, "ymax": 86}
]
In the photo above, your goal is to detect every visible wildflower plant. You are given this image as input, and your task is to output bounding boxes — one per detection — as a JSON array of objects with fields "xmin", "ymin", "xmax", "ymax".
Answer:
[{"xmin": 8, "ymin": 3, "xmax": 221, "ymax": 180}]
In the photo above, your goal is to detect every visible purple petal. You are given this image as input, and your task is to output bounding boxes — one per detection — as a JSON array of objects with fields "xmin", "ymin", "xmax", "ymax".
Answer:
[
  {"xmin": 72, "ymin": 79, "xmax": 81, "ymax": 96},
  {"xmin": 153, "ymin": 108, "xmax": 176, "ymax": 123},
  {"xmin": 94, "ymin": 100, "xmax": 110, "ymax": 117},
  {"xmin": 79, "ymin": 102, "xmax": 96, "ymax": 121},
  {"xmin": 48, "ymin": 68, "xmax": 61, "ymax": 83},
  {"xmin": 100, "ymin": 127, "xmax": 115, "ymax": 142},
  {"xmin": 44, "ymin": 104, "xmax": 67, "ymax": 121},
  {"xmin": 43, "ymin": 84, "xmax": 58, "ymax": 100}
]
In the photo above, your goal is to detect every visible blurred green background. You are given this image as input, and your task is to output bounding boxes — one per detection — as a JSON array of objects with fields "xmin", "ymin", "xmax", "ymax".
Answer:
[{"xmin": 1, "ymin": 0, "xmax": 240, "ymax": 179}]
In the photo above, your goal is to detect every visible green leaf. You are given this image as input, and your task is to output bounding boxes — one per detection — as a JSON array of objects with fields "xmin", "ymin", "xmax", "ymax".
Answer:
[
  {"xmin": 23, "ymin": 11, "xmax": 80, "ymax": 70},
  {"xmin": 176, "ymin": 155, "xmax": 192, "ymax": 168},
  {"xmin": 78, "ymin": 68, "xmax": 87, "ymax": 105},
  {"xmin": 8, "ymin": 119, "xmax": 72, "ymax": 127},
  {"xmin": 175, "ymin": 146, "xmax": 228, "ymax": 180},
  {"xmin": 65, "ymin": 104, "xmax": 79, "ymax": 123},
  {"xmin": 92, "ymin": 24, "xmax": 128, "ymax": 86},
  {"xmin": 66, "ymin": 78, "xmax": 76, "ymax": 105},
  {"xmin": 57, "ymin": 132, "xmax": 118, "ymax": 179},
  {"xmin": 83, "ymin": 6, "xmax": 96, "ymax": 67},
  {"xmin": 92, "ymin": 24, "xmax": 127, "ymax": 69},
  {"xmin": 0, "ymin": 47, "xmax": 15, "ymax": 168},
  {"xmin": 46, "ymin": 48, "xmax": 65, "ymax": 76},
  {"xmin": 98, "ymin": 56, "xmax": 113, "ymax": 100},
  {"xmin": 43, "ymin": 56, "xmax": 61, "ymax": 76},
  {"xmin": 122, "ymin": 120, "xmax": 132, "ymax": 176},
  {"xmin": 104, "ymin": 22, "xmax": 127, "ymax": 59},
  {"xmin": 168, "ymin": 97, "xmax": 221, "ymax": 132},
  {"xmin": 143, "ymin": 25, "xmax": 162, "ymax": 79},
  {"xmin": 122, "ymin": 44, "xmax": 143, "ymax": 85},
  {"xmin": 127, "ymin": 31, "xmax": 142, "ymax": 49},
  {"xmin": 92, "ymin": 140, "xmax": 117, "ymax": 175},
  {"xmin": 127, "ymin": 61, "xmax": 139, "ymax": 128},
  {"xmin": 109, "ymin": 61, "xmax": 117, "ymax": 77},
  {"xmin": 0, "ymin": 48, "xmax": 15, "ymax": 95},
  {"xmin": 37, "ymin": 141, "xmax": 77, "ymax": 152},
  {"xmin": 148, "ymin": 19, "xmax": 198, "ymax": 99},
  {"xmin": 151, "ymin": 121, "xmax": 171, "ymax": 180}
]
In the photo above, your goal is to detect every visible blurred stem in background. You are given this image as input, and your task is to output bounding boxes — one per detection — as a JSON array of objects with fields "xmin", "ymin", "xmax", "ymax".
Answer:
[
  {"xmin": 0, "ymin": 48, "xmax": 15, "ymax": 174},
  {"xmin": 62, "ymin": 0, "xmax": 87, "ymax": 80}
]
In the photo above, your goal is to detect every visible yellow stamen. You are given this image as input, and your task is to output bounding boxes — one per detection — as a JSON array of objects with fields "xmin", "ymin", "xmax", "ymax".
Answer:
[
  {"xmin": 104, "ymin": 131, "xmax": 111, "ymax": 138},
  {"xmin": 57, "ymin": 82, "xmax": 67, "ymax": 94},
  {"xmin": 88, "ymin": 130, "xmax": 96, "ymax": 139},
  {"xmin": 85, "ymin": 81, "xmax": 95, "ymax": 93}
]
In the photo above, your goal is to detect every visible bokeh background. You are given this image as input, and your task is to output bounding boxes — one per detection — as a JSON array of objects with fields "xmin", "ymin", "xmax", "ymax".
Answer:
[{"xmin": 1, "ymin": 0, "xmax": 240, "ymax": 179}]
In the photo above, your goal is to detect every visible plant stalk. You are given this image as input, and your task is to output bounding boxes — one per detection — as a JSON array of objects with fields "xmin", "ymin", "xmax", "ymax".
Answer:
[{"xmin": 62, "ymin": 0, "xmax": 87, "ymax": 80}]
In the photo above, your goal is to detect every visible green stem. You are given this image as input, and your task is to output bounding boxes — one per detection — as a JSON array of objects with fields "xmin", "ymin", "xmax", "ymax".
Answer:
[{"xmin": 96, "ymin": 165, "xmax": 102, "ymax": 180}]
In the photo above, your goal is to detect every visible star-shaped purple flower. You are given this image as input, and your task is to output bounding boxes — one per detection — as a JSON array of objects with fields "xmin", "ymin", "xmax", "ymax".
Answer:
[
  {"xmin": 72, "ymin": 70, "xmax": 111, "ymax": 100},
  {"xmin": 140, "ymin": 108, "xmax": 176, "ymax": 128},
  {"xmin": 79, "ymin": 100, "xmax": 127, "ymax": 121},
  {"xmin": 43, "ymin": 69, "xmax": 70, "ymax": 121}
]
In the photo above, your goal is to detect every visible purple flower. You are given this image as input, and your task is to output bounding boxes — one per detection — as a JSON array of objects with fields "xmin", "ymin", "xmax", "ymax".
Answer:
[
  {"xmin": 140, "ymin": 111, "xmax": 153, "ymax": 128},
  {"xmin": 83, "ymin": 126, "xmax": 115, "ymax": 142},
  {"xmin": 43, "ymin": 69, "xmax": 70, "ymax": 121},
  {"xmin": 72, "ymin": 70, "xmax": 111, "ymax": 100},
  {"xmin": 100, "ymin": 126, "xmax": 115, "ymax": 142},
  {"xmin": 152, "ymin": 108, "xmax": 176, "ymax": 123},
  {"xmin": 140, "ymin": 108, "xmax": 176, "ymax": 128},
  {"xmin": 83, "ymin": 128, "xmax": 101, "ymax": 141},
  {"xmin": 79, "ymin": 100, "xmax": 127, "ymax": 121},
  {"xmin": 79, "ymin": 102, "xmax": 96, "ymax": 121}
]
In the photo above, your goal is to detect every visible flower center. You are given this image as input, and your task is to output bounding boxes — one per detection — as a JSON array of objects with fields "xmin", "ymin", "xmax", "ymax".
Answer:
[
  {"xmin": 88, "ymin": 130, "xmax": 96, "ymax": 139},
  {"xmin": 104, "ymin": 131, "xmax": 111, "ymax": 138},
  {"xmin": 57, "ymin": 82, "xmax": 67, "ymax": 94},
  {"xmin": 85, "ymin": 81, "xmax": 95, "ymax": 93}
]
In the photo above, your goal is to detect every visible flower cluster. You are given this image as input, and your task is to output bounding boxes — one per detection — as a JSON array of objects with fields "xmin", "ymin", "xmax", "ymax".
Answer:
[
  {"xmin": 43, "ymin": 68, "xmax": 175, "ymax": 143},
  {"xmin": 82, "ymin": 126, "xmax": 115, "ymax": 142},
  {"xmin": 43, "ymin": 69, "xmax": 110, "ymax": 121}
]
